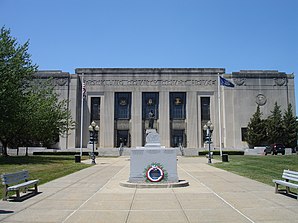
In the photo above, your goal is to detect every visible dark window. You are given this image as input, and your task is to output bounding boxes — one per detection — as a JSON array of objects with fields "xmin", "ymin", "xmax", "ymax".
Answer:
[
  {"xmin": 170, "ymin": 92, "xmax": 186, "ymax": 120},
  {"xmin": 91, "ymin": 97, "xmax": 100, "ymax": 121},
  {"xmin": 201, "ymin": 97, "xmax": 210, "ymax": 121},
  {"xmin": 142, "ymin": 92, "xmax": 159, "ymax": 119},
  {"xmin": 115, "ymin": 92, "xmax": 131, "ymax": 119},
  {"xmin": 241, "ymin": 127, "xmax": 248, "ymax": 141}
]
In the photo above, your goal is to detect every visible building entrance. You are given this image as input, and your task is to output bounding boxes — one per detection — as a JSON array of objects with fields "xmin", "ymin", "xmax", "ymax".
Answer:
[
  {"xmin": 171, "ymin": 130, "xmax": 185, "ymax": 147},
  {"xmin": 116, "ymin": 130, "xmax": 130, "ymax": 147}
]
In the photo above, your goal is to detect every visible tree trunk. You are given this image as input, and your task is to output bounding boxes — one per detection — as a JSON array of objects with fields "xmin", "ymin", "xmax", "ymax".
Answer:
[
  {"xmin": 1, "ymin": 141, "xmax": 8, "ymax": 156},
  {"xmin": 25, "ymin": 146, "xmax": 28, "ymax": 156}
]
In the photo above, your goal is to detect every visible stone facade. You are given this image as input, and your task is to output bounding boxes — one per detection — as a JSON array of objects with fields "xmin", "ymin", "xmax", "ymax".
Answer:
[{"xmin": 35, "ymin": 68, "xmax": 295, "ymax": 150}]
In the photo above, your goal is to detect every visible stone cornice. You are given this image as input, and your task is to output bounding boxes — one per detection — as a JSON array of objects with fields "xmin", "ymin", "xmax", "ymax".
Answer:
[
  {"xmin": 75, "ymin": 68, "xmax": 225, "ymax": 75},
  {"xmin": 231, "ymin": 70, "xmax": 292, "ymax": 78}
]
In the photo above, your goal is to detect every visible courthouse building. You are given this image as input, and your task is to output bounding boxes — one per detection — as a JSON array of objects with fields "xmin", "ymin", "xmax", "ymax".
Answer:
[{"xmin": 35, "ymin": 68, "xmax": 295, "ymax": 150}]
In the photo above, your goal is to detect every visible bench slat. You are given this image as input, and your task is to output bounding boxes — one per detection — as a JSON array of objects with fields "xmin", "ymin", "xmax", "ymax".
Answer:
[
  {"xmin": 284, "ymin": 170, "xmax": 298, "ymax": 176},
  {"xmin": 282, "ymin": 170, "xmax": 298, "ymax": 182},
  {"xmin": 273, "ymin": 180, "xmax": 298, "ymax": 189},
  {"xmin": 7, "ymin": 180, "xmax": 39, "ymax": 191},
  {"xmin": 1, "ymin": 171, "xmax": 29, "ymax": 185}
]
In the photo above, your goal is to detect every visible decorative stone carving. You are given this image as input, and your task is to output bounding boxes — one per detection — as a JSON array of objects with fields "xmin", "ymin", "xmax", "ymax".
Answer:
[
  {"xmin": 145, "ymin": 129, "xmax": 161, "ymax": 147},
  {"xmin": 117, "ymin": 120, "xmax": 129, "ymax": 130},
  {"xmin": 256, "ymin": 94, "xmax": 267, "ymax": 106},
  {"xmin": 55, "ymin": 78, "xmax": 68, "ymax": 86},
  {"xmin": 85, "ymin": 79, "xmax": 217, "ymax": 87},
  {"xmin": 274, "ymin": 78, "xmax": 286, "ymax": 86},
  {"xmin": 233, "ymin": 78, "xmax": 246, "ymax": 86}
]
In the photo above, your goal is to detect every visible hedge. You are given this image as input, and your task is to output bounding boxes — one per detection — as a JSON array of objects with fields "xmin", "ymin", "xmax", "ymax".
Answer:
[
  {"xmin": 33, "ymin": 151, "xmax": 99, "ymax": 156},
  {"xmin": 198, "ymin": 150, "xmax": 244, "ymax": 156}
]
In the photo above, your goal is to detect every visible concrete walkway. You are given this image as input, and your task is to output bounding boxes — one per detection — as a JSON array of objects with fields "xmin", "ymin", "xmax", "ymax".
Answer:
[{"xmin": 0, "ymin": 157, "xmax": 297, "ymax": 223}]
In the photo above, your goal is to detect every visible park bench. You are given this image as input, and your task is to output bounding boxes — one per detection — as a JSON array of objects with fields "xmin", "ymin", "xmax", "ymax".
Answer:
[
  {"xmin": 1, "ymin": 170, "xmax": 39, "ymax": 201},
  {"xmin": 273, "ymin": 169, "xmax": 298, "ymax": 200}
]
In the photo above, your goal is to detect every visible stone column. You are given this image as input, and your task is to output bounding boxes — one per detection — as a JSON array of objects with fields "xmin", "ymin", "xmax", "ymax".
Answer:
[
  {"xmin": 102, "ymin": 92, "xmax": 114, "ymax": 147},
  {"xmin": 131, "ymin": 91, "xmax": 142, "ymax": 147},
  {"xmin": 186, "ymin": 91, "xmax": 198, "ymax": 148},
  {"xmin": 159, "ymin": 91, "xmax": 170, "ymax": 147},
  {"xmin": 197, "ymin": 95, "xmax": 202, "ymax": 147},
  {"xmin": 99, "ymin": 95, "xmax": 105, "ymax": 148}
]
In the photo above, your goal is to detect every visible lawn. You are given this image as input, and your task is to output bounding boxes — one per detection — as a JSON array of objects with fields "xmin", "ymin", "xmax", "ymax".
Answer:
[
  {"xmin": 0, "ymin": 155, "xmax": 92, "ymax": 199},
  {"xmin": 213, "ymin": 155, "xmax": 298, "ymax": 187}
]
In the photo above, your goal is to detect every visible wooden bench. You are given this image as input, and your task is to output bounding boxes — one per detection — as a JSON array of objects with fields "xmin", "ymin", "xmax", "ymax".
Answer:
[
  {"xmin": 273, "ymin": 170, "xmax": 298, "ymax": 200},
  {"xmin": 1, "ymin": 170, "xmax": 39, "ymax": 201}
]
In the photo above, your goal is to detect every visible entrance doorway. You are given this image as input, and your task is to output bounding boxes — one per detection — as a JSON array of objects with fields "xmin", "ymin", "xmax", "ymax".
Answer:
[
  {"xmin": 171, "ymin": 130, "xmax": 185, "ymax": 147},
  {"xmin": 116, "ymin": 130, "xmax": 130, "ymax": 147}
]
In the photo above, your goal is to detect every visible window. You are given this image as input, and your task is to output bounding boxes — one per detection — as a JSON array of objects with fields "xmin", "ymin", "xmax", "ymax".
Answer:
[
  {"xmin": 91, "ymin": 97, "xmax": 100, "ymax": 121},
  {"xmin": 201, "ymin": 97, "xmax": 210, "ymax": 121},
  {"xmin": 142, "ymin": 92, "xmax": 159, "ymax": 120},
  {"xmin": 115, "ymin": 92, "xmax": 131, "ymax": 119},
  {"xmin": 170, "ymin": 92, "xmax": 186, "ymax": 120},
  {"xmin": 241, "ymin": 127, "xmax": 248, "ymax": 141}
]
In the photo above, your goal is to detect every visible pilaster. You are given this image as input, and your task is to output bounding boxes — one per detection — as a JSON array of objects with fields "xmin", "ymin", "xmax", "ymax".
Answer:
[
  {"xmin": 159, "ymin": 91, "xmax": 170, "ymax": 147},
  {"xmin": 131, "ymin": 91, "xmax": 142, "ymax": 147}
]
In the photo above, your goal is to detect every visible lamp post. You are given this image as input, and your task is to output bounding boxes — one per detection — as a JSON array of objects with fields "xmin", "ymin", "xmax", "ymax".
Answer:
[
  {"xmin": 89, "ymin": 121, "xmax": 99, "ymax": 165},
  {"xmin": 203, "ymin": 120, "xmax": 214, "ymax": 164}
]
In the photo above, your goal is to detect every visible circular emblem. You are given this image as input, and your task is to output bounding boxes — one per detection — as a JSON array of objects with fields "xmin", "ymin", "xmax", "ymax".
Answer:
[
  {"xmin": 174, "ymin": 97, "xmax": 182, "ymax": 105},
  {"xmin": 274, "ymin": 78, "xmax": 286, "ymax": 86},
  {"xmin": 147, "ymin": 98, "xmax": 154, "ymax": 106},
  {"xmin": 144, "ymin": 162, "xmax": 168, "ymax": 183},
  {"xmin": 119, "ymin": 98, "xmax": 127, "ymax": 106},
  {"xmin": 256, "ymin": 94, "xmax": 267, "ymax": 106},
  {"xmin": 146, "ymin": 166, "xmax": 164, "ymax": 182}
]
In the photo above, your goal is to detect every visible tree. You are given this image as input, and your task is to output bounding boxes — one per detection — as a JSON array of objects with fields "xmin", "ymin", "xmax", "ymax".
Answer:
[
  {"xmin": 266, "ymin": 102, "xmax": 284, "ymax": 144},
  {"xmin": 26, "ymin": 81, "xmax": 74, "ymax": 148},
  {"xmin": 0, "ymin": 27, "xmax": 74, "ymax": 156},
  {"xmin": 247, "ymin": 106, "xmax": 267, "ymax": 148},
  {"xmin": 0, "ymin": 27, "xmax": 37, "ymax": 156},
  {"xmin": 282, "ymin": 103, "xmax": 297, "ymax": 148}
]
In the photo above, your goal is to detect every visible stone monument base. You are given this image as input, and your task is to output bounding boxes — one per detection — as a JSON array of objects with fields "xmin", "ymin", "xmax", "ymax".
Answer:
[
  {"xmin": 120, "ymin": 180, "xmax": 189, "ymax": 188},
  {"xmin": 129, "ymin": 147, "xmax": 179, "ymax": 183},
  {"xmin": 122, "ymin": 129, "xmax": 189, "ymax": 188}
]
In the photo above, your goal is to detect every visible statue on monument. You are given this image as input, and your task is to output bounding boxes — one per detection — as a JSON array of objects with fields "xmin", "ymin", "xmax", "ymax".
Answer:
[{"xmin": 148, "ymin": 110, "xmax": 155, "ymax": 129}]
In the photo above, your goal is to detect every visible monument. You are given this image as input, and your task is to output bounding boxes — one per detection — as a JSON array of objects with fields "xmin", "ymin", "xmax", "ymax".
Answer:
[{"xmin": 120, "ymin": 128, "xmax": 189, "ymax": 188}]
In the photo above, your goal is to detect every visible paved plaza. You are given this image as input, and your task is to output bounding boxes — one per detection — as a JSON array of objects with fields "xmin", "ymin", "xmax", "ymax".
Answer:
[{"xmin": 0, "ymin": 156, "xmax": 297, "ymax": 223}]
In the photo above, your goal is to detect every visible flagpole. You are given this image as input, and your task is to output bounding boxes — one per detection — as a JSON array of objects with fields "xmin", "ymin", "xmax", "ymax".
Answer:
[
  {"xmin": 218, "ymin": 74, "xmax": 223, "ymax": 156},
  {"xmin": 80, "ymin": 73, "xmax": 84, "ymax": 157}
]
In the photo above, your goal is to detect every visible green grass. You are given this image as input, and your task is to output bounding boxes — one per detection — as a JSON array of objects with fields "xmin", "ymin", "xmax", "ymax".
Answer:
[
  {"xmin": 0, "ymin": 155, "xmax": 92, "ymax": 199},
  {"xmin": 213, "ymin": 155, "xmax": 298, "ymax": 188}
]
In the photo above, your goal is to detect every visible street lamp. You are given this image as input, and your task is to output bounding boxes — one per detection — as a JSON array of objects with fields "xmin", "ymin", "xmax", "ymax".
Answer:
[
  {"xmin": 203, "ymin": 120, "xmax": 214, "ymax": 164},
  {"xmin": 89, "ymin": 121, "xmax": 99, "ymax": 165}
]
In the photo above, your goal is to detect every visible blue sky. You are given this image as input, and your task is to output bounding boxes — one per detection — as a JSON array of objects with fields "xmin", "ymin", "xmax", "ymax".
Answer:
[{"xmin": 1, "ymin": 0, "xmax": 298, "ymax": 110}]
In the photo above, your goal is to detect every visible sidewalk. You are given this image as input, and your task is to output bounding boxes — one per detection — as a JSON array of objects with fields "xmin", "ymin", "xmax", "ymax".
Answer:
[{"xmin": 0, "ymin": 157, "xmax": 297, "ymax": 223}]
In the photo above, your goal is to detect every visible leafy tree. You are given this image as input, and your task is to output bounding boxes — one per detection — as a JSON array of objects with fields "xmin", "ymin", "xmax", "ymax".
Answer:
[
  {"xmin": 0, "ymin": 27, "xmax": 37, "ymax": 156},
  {"xmin": 282, "ymin": 103, "xmax": 297, "ymax": 148},
  {"xmin": 26, "ymin": 81, "xmax": 74, "ymax": 148},
  {"xmin": 0, "ymin": 27, "xmax": 74, "ymax": 156},
  {"xmin": 247, "ymin": 106, "xmax": 267, "ymax": 148},
  {"xmin": 266, "ymin": 102, "xmax": 284, "ymax": 144}
]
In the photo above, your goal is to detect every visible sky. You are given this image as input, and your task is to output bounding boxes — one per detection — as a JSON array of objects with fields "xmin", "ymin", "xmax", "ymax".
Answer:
[{"xmin": 1, "ymin": 0, "xmax": 298, "ymax": 110}]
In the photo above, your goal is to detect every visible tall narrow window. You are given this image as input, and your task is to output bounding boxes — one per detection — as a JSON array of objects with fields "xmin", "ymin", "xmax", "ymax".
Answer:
[
  {"xmin": 115, "ymin": 92, "xmax": 131, "ymax": 119},
  {"xmin": 142, "ymin": 92, "xmax": 159, "ymax": 120},
  {"xmin": 201, "ymin": 97, "xmax": 210, "ymax": 121},
  {"xmin": 170, "ymin": 92, "xmax": 186, "ymax": 120},
  {"xmin": 91, "ymin": 97, "xmax": 100, "ymax": 121},
  {"xmin": 241, "ymin": 127, "xmax": 248, "ymax": 141}
]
